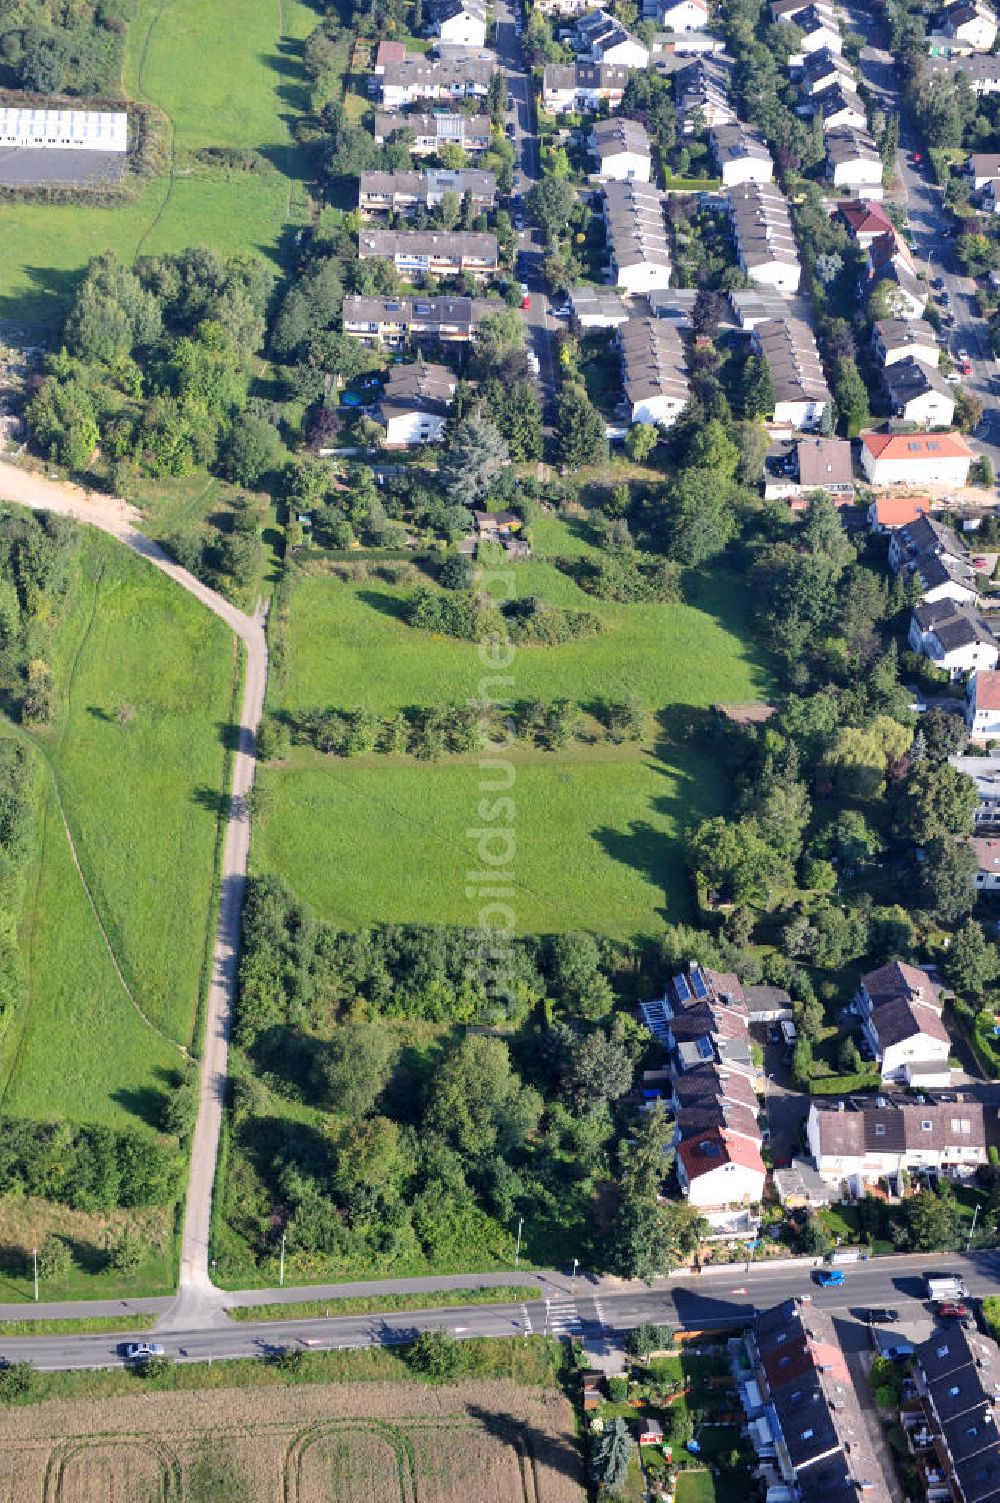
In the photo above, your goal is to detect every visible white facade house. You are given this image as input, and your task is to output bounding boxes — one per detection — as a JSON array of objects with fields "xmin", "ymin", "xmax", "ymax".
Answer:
[
  {"xmin": 676, "ymin": 1128, "xmax": 766, "ymax": 1208},
  {"xmin": 826, "ymin": 127, "xmax": 884, "ymax": 190},
  {"xmin": 0, "ymin": 107, "xmax": 128, "ymax": 152},
  {"xmin": 754, "ymin": 316, "xmax": 831, "ymax": 429},
  {"xmin": 577, "ymin": 8, "xmax": 651, "ymax": 65},
  {"xmin": 603, "ymin": 180, "xmax": 672, "ymax": 293},
  {"xmin": 728, "ymin": 181, "xmax": 801, "ymax": 292},
  {"xmin": 376, "ymin": 362, "xmax": 457, "ymax": 446},
  {"xmin": 590, "ymin": 117, "xmax": 652, "ymax": 181},
  {"xmin": 817, "ymin": 84, "xmax": 867, "ymax": 132},
  {"xmin": 873, "ymin": 317, "xmax": 940, "ymax": 371},
  {"xmin": 434, "ymin": 0, "xmax": 488, "ymax": 46},
  {"xmin": 860, "ymin": 430, "xmax": 975, "ymax": 487},
  {"xmin": 710, "ymin": 123, "xmax": 774, "ymax": 185},
  {"xmin": 884, "ymin": 357, "xmax": 956, "ymax": 428},
  {"xmin": 797, "ymin": 5, "xmax": 842, "ymax": 52},
  {"xmin": 855, "ymin": 961, "xmax": 951, "ymax": 1084},
  {"xmin": 541, "ymin": 61, "xmax": 629, "ymax": 112},
  {"xmin": 972, "ymin": 835, "xmax": 1000, "ymax": 890},
  {"xmin": 908, "ymin": 599, "xmax": 999, "ymax": 679},
  {"xmin": 807, "ymin": 1098, "xmax": 986, "ymax": 1195},
  {"xmin": 943, "ymin": 0, "xmax": 998, "ymax": 50},
  {"xmin": 619, "ymin": 317, "xmax": 689, "ymax": 426},
  {"xmin": 658, "ymin": 0, "xmax": 710, "ymax": 26},
  {"xmin": 966, "ymin": 669, "xmax": 1000, "ymax": 740}
]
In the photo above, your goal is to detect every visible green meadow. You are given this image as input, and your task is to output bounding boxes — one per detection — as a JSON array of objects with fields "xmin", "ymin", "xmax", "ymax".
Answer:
[
  {"xmin": 0, "ymin": 0, "xmax": 317, "ymax": 324},
  {"xmin": 255, "ymin": 545, "xmax": 772, "ymax": 940},
  {"xmin": 0, "ymin": 530, "xmax": 235, "ymax": 1124}
]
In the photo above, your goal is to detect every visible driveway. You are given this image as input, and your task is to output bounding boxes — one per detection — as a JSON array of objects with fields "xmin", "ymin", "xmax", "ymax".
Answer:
[{"xmin": 761, "ymin": 1039, "xmax": 809, "ymax": 1162}]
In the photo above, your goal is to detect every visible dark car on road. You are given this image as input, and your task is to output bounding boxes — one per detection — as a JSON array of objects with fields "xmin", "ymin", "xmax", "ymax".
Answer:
[{"xmin": 861, "ymin": 1308, "xmax": 899, "ymax": 1324}]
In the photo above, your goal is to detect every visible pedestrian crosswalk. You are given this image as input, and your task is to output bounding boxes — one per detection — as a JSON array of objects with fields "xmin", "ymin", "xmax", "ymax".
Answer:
[{"xmin": 545, "ymin": 1298, "xmax": 583, "ymax": 1337}]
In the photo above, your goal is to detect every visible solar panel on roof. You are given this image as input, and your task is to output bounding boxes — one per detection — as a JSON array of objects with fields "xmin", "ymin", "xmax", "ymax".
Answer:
[
  {"xmin": 690, "ymin": 966, "xmax": 709, "ymax": 1000},
  {"xmin": 673, "ymin": 973, "xmax": 691, "ymax": 1003}
]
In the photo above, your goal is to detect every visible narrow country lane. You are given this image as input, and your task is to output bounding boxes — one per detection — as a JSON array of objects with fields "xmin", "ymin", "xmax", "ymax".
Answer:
[{"xmin": 0, "ymin": 460, "xmax": 268, "ymax": 1310}]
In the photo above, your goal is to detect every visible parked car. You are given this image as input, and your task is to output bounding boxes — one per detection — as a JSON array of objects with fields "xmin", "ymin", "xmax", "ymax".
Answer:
[
  {"xmin": 123, "ymin": 1342, "xmax": 165, "ymax": 1364},
  {"xmin": 814, "ymin": 1269, "xmax": 845, "ymax": 1287},
  {"xmin": 507, "ymin": 91, "xmax": 515, "ymax": 109},
  {"xmin": 862, "ymin": 1308, "xmax": 899, "ymax": 1324},
  {"xmin": 932, "ymin": 276, "xmax": 944, "ymax": 290},
  {"xmin": 505, "ymin": 122, "xmax": 516, "ymax": 138},
  {"xmin": 513, "ymin": 213, "xmax": 524, "ymax": 231},
  {"xmin": 911, "ymin": 150, "xmax": 922, "ymax": 163},
  {"xmin": 945, "ymin": 371, "xmax": 962, "ymax": 384},
  {"xmin": 937, "ymin": 1303, "xmax": 971, "ymax": 1319}
]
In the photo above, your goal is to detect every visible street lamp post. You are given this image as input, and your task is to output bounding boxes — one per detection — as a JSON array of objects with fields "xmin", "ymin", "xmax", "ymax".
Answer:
[
  {"xmin": 514, "ymin": 1217, "xmax": 524, "ymax": 1269},
  {"xmin": 278, "ymin": 1229, "xmax": 286, "ymax": 1288},
  {"xmin": 572, "ymin": 1257, "xmax": 578, "ymax": 1292},
  {"xmin": 32, "ymin": 1246, "xmax": 38, "ymax": 1303},
  {"xmin": 967, "ymin": 1202, "xmax": 982, "ymax": 1254}
]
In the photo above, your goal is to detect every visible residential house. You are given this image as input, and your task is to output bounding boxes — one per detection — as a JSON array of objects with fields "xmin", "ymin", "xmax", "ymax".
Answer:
[
  {"xmin": 867, "ymin": 494, "xmax": 931, "ymax": 531},
  {"xmin": 826, "ymin": 127, "xmax": 884, "ymax": 191},
  {"xmin": 873, "ymin": 317, "xmax": 940, "ymax": 370},
  {"xmin": 966, "ymin": 668, "xmax": 1000, "ymax": 740},
  {"xmin": 357, "ymin": 229, "xmax": 498, "ymax": 278},
  {"xmin": 971, "ymin": 834, "xmax": 1000, "ymax": 889},
  {"xmin": 376, "ymin": 361, "xmax": 457, "ymax": 446},
  {"xmin": 374, "ymin": 39, "xmax": 407, "ymax": 74},
  {"xmin": 763, "ymin": 435, "xmax": 855, "ymax": 501},
  {"xmin": 806, "ymin": 1096, "xmax": 987, "ymax": 1193},
  {"xmin": 644, "ymin": 964, "xmax": 760, "ymax": 1082},
  {"xmin": 942, "ymin": 0, "xmax": 998, "ymax": 50},
  {"xmin": 884, "ymin": 356, "xmax": 956, "ymax": 428},
  {"xmin": 658, "ymin": 0, "xmax": 710, "ymax": 28},
  {"xmin": 577, "ymin": 8, "xmax": 651, "ymax": 65},
  {"xmin": 798, "ymin": 45, "xmax": 856, "ymax": 94},
  {"xmin": 860, "ymin": 431, "xmax": 975, "ymax": 487},
  {"xmin": 590, "ymin": 116, "xmax": 652, "ymax": 180},
  {"xmin": 602, "ymin": 179, "xmax": 672, "ymax": 292},
  {"xmin": 856, "ymin": 960, "xmax": 951, "ymax": 1084},
  {"xmin": 909, "ymin": 1326, "xmax": 1000, "ymax": 1503},
  {"xmin": 926, "ymin": 50, "xmax": 1000, "ymax": 92},
  {"xmin": 838, "ymin": 197, "xmax": 894, "ymax": 246},
  {"xmin": 908, "ymin": 598, "xmax": 998, "ymax": 678},
  {"xmin": 618, "ymin": 316, "xmax": 690, "ymax": 425},
  {"xmin": 710, "ymin": 122, "xmax": 774, "ymax": 184},
  {"xmin": 358, "ymin": 168, "xmax": 497, "ymax": 217},
  {"xmin": 794, "ymin": 3, "xmax": 843, "ymax": 52},
  {"xmin": 949, "ymin": 752, "xmax": 1000, "ymax": 825},
  {"xmin": 373, "ymin": 112, "xmax": 492, "ymax": 154},
  {"xmin": 432, "ymin": 0, "xmax": 488, "ymax": 47},
  {"xmin": 646, "ymin": 286, "xmax": 699, "ymax": 324},
  {"xmin": 744, "ymin": 984, "xmax": 793, "ymax": 1022},
  {"xmin": 541, "ymin": 61, "xmax": 629, "ymax": 112},
  {"xmin": 676, "ymin": 1128, "xmax": 766, "ymax": 1208},
  {"xmin": 888, "ymin": 513, "xmax": 977, "ymax": 606},
  {"xmin": 729, "ymin": 286, "xmax": 802, "ymax": 328},
  {"xmin": 566, "ymin": 284, "xmax": 631, "ymax": 327},
  {"xmin": 753, "ymin": 316, "xmax": 832, "ymax": 429},
  {"xmin": 967, "ymin": 151, "xmax": 1000, "ymax": 190},
  {"xmin": 675, "ymin": 55, "xmax": 737, "ymax": 131},
  {"xmin": 379, "ymin": 55, "xmax": 494, "ymax": 112},
  {"xmin": 867, "ymin": 229, "xmax": 927, "ymax": 319},
  {"xmin": 535, "ymin": 0, "xmax": 592, "ymax": 14},
  {"xmin": 739, "ymin": 1299, "xmax": 893, "ymax": 1503},
  {"xmin": 342, "ymin": 294, "xmax": 500, "ymax": 347},
  {"xmin": 816, "ymin": 82, "xmax": 867, "ymax": 132},
  {"xmin": 727, "ymin": 180, "xmax": 800, "ymax": 292}
]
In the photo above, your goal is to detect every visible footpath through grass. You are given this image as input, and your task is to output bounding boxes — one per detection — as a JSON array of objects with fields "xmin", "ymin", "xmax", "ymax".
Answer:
[
  {"xmin": 227, "ymin": 1285, "xmax": 542, "ymax": 1321},
  {"xmin": 0, "ymin": 529, "xmax": 236, "ymax": 1124},
  {"xmin": 0, "ymin": 0, "xmax": 317, "ymax": 324}
]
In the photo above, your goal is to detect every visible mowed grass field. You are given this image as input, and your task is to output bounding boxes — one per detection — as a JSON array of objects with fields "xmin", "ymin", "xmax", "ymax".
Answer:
[
  {"xmin": 255, "ymin": 550, "xmax": 771, "ymax": 938},
  {"xmin": 0, "ymin": 530, "xmax": 236, "ymax": 1124},
  {"xmin": 0, "ymin": 0, "xmax": 317, "ymax": 324}
]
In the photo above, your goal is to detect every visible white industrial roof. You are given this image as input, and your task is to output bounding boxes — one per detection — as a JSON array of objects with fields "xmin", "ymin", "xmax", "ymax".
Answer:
[{"xmin": 0, "ymin": 108, "xmax": 128, "ymax": 152}]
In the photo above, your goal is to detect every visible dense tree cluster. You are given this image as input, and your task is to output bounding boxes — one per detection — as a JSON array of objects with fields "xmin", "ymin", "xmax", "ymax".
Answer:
[{"xmin": 0, "ymin": 1116, "xmax": 177, "ymax": 1209}]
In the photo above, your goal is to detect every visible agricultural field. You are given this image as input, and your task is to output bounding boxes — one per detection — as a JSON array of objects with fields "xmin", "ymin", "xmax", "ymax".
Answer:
[
  {"xmin": 0, "ymin": 0, "xmax": 316, "ymax": 325},
  {"xmin": 254, "ymin": 550, "xmax": 771, "ymax": 938},
  {"xmin": 0, "ymin": 528, "xmax": 236, "ymax": 1124},
  {"xmin": 0, "ymin": 1378, "xmax": 584, "ymax": 1502}
]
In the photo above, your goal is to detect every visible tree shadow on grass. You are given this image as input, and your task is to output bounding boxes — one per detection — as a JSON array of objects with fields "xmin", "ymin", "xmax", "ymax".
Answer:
[
  {"xmin": 110, "ymin": 1082, "xmax": 169, "ymax": 1131},
  {"xmin": 357, "ymin": 588, "xmax": 412, "ymax": 622},
  {"xmin": 191, "ymin": 784, "xmax": 229, "ymax": 817},
  {"xmin": 466, "ymin": 1403, "xmax": 585, "ymax": 1488}
]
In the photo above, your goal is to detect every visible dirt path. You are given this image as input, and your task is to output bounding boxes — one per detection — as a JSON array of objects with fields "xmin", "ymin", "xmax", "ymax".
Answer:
[{"xmin": 0, "ymin": 460, "xmax": 268, "ymax": 1298}]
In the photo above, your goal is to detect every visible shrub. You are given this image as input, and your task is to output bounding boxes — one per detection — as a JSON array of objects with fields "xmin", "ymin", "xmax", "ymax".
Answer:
[
  {"xmin": 625, "ymin": 1322, "xmax": 673, "ymax": 1358},
  {"xmin": 406, "ymin": 1329, "xmax": 466, "ymax": 1380},
  {"xmin": 608, "ymin": 1375, "xmax": 629, "ymax": 1401},
  {"xmin": 0, "ymin": 1361, "xmax": 34, "ymax": 1402}
]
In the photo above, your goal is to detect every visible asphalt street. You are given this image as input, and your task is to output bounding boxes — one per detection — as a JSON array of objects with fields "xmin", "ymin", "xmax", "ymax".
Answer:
[
  {"xmin": 5, "ymin": 1250, "xmax": 1000, "ymax": 1373},
  {"xmin": 495, "ymin": 0, "xmax": 560, "ymax": 416},
  {"xmin": 844, "ymin": 1, "xmax": 1000, "ymax": 474}
]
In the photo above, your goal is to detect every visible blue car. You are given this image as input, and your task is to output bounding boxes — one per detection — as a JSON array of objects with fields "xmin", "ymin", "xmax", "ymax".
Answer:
[{"xmin": 814, "ymin": 1268, "xmax": 845, "ymax": 1287}]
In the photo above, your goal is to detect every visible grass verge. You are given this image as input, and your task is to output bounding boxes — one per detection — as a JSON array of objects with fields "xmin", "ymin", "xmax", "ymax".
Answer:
[{"xmin": 226, "ymin": 1285, "xmax": 543, "ymax": 1320}]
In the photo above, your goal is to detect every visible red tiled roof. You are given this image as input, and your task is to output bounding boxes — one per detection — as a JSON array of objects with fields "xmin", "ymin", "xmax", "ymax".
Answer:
[
  {"xmin": 871, "ymin": 495, "xmax": 930, "ymax": 527},
  {"xmin": 971, "ymin": 835, "xmax": 1000, "ymax": 871},
  {"xmin": 862, "ymin": 431, "xmax": 974, "ymax": 461},
  {"xmin": 678, "ymin": 1127, "xmax": 765, "ymax": 1180},
  {"xmin": 839, "ymin": 199, "xmax": 893, "ymax": 237},
  {"xmin": 973, "ymin": 669, "xmax": 1000, "ymax": 711},
  {"xmin": 376, "ymin": 40, "xmax": 407, "ymax": 65}
]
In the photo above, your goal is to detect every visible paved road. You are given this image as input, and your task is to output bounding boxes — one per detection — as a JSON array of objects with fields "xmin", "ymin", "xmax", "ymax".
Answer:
[
  {"xmin": 494, "ymin": 0, "xmax": 560, "ymax": 416},
  {"xmin": 2, "ymin": 1249, "xmax": 999, "ymax": 1372},
  {"xmin": 0, "ymin": 460, "xmax": 268, "ymax": 1312},
  {"xmin": 845, "ymin": 2, "xmax": 1000, "ymax": 476}
]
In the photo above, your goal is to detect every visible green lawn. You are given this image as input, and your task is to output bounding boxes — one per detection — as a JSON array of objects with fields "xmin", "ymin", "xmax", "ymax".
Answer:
[
  {"xmin": 677, "ymin": 1472, "xmax": 717, "ymax": 1503},
  {"xmin": 275, "ymin": 563, "xmax": 771, "ymax": 718},
  {"xmin": 256, "ymin": 559, "xmax": 771, "ymax": 939},
  {"xmin": 0, "ymin": 530, "xmax": 236, "ymax": 1124},
  {"xmin": 0, "ymin": 0, "xmax": 317, "ymax": 324}
]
